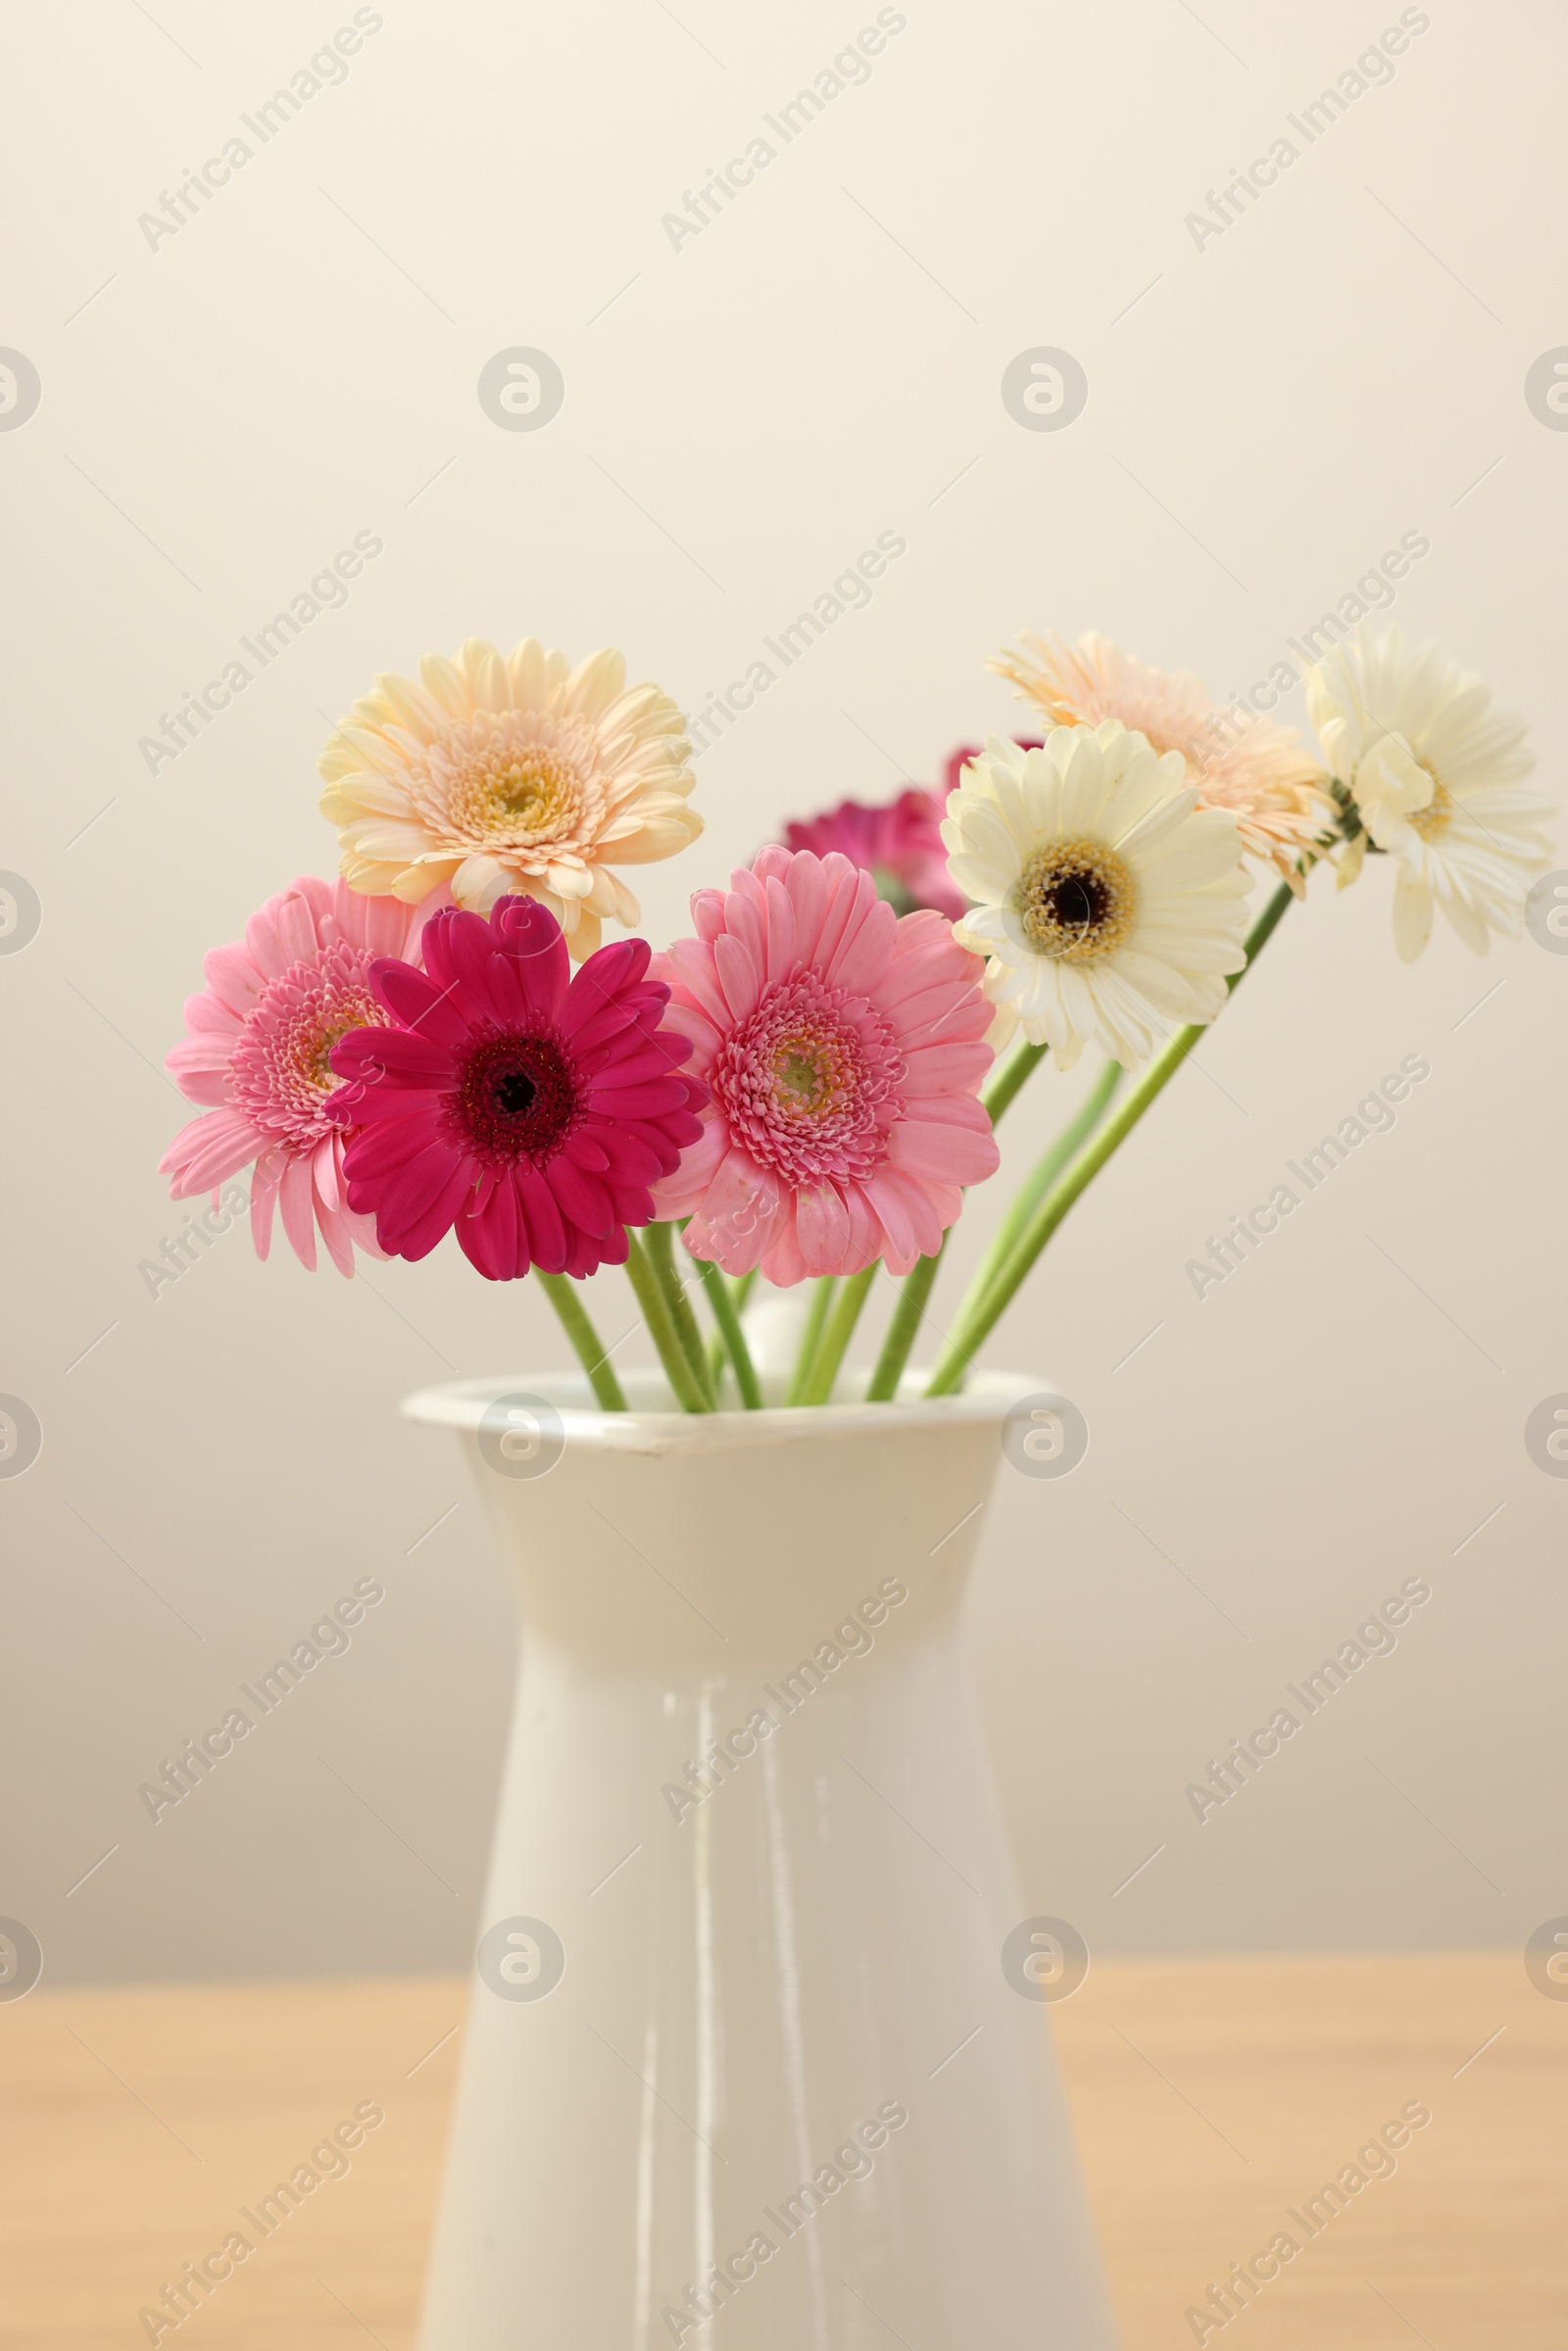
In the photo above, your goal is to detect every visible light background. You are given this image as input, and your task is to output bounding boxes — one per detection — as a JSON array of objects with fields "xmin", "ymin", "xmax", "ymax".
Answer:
[{"xmin": 2, "ymin": 0, "xmax": 1563, "ymax": 1984}]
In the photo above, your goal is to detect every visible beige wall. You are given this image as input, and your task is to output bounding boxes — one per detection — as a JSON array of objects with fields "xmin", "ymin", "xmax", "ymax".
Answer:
[{"xmin": 4, "ymin": 0, "xmax": 1563, "ymax": 1983}]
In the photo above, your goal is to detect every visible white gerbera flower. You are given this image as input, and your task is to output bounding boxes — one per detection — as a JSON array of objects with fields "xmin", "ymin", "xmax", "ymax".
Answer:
[
  {"xmin": 1305, "ymin": 625, "xmax": 1552, "ymax": 962},
  {"xmin": 318, "ymin": 636, "xmax": 702, "ymax": 959},
  {"xmin": 943, "ymin": 722, "xmax": 1251, "ymax": 1072}
]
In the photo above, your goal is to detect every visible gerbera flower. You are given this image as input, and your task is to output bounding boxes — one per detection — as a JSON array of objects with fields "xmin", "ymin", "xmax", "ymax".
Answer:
[
  {"xmin": 784, "ymin": 786, "xmax": 964, "ymax": 919},
  {"xmin": 324, "ymin": 897, "xmax": 706, "ymax": 1280},
  {"xmin": 1304, "ymin": 624, "xmax": 1552, "ymax": 961},
  {"xmin": 782, "ymin": 744, "xmax": 1042, "ymax": 921},
  {"xmin": 944, "ymin": 723, "xmax": 1251, "ymax": 1072},
  {"xmin": 318, "ymin": 635, "xmax": 702, "ymax": 959},
  {"xmin": 651, "ymin": 847, "xmax": 999, "ymax": 1284},
  {"xmin": 160, "ymin": 877, "xmax": 442, "ymax": 1274},
  {"xmin": 990, "ymin": 630, "xmax": 1332, "ymax": 887}
]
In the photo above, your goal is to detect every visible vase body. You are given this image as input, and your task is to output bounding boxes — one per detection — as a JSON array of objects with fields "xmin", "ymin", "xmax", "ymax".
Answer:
[{"xmin": 404, "ymin": 1369, "xmax": 1119, "ymax": 2351}]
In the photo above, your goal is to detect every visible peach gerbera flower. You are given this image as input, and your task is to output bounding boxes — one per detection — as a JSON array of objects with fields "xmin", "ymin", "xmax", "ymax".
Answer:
[
  {"xmin": 318, "ymin": 636, "xmax": 702, "ymax": 960},
  {"xmin": 989, "ymin": 631, "xmax": 1333, "ymax": 888}
]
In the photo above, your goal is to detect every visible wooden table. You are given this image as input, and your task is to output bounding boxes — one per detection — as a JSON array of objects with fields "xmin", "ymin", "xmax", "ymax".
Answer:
[{"xmin": 4, "ymin": 1954, "xmax": 1562, "ymax": 2347}]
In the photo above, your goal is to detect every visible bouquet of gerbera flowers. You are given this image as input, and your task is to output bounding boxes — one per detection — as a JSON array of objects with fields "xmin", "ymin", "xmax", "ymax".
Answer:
[{"xmin": 160, "ymin": 624, "xmax": 1550, "ymax": 1411}]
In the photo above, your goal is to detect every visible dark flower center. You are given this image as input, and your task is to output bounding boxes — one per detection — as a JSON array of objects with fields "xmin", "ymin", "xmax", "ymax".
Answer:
[
  {"xmin": 1049, "ymin": 874, "xmax": 1102, "ymax": 929},
  {"xmin": 1014, "ymin": 837, "xmax": 1135, "ymax": 962},
  {"xmin": 454, "ymin": 1031, "xmax": 576, "ymax": 1164},
  {"xmin": 495, "ymin": 1070, "xmax": 537, "ymax": 1114}
]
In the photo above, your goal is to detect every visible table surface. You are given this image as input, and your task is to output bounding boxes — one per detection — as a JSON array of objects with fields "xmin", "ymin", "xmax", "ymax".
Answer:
[{"xmin": 5, "ymin": 1952, "xmax": 1563, "ymax": 2348}]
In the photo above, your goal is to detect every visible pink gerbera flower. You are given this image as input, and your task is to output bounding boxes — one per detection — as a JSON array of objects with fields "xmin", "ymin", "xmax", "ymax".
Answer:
[
  {"xmin": 653, "ymin": 847, "xmax": 999, "ymax": 1283},
  {"xmin": 324, "ymin": 897, "xmax": 707, "ymax": 1280},
  {"xmin": 160, "ymin": 876, "xmax": 443, "ymax": 1274}
]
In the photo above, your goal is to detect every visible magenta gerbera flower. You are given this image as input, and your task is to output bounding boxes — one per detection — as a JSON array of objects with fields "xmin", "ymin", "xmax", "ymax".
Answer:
[
  {"xmin": 324, "ymin": 897, "xmax": 706, "ymax": 1280},
  {"xmin": 161, "ymin": 875, "xmax": 444, "ymax": 1274},
  {"xmin": 783, "ymin": 785, "xmax": 962, "ymax": 920},
  {"xmin": 652, "ymin": 847, "xmax": 999, "ymax": 1284},
  {"xmin": 781, "ymin": 747, "xmax": 1042, "ymax": 922}
]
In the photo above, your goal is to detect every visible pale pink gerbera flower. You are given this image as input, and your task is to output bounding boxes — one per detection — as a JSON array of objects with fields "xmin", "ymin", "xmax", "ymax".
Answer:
[
  {"xmin": 990, "ymin": 631, "xmax": 1333, "ymax": 887},
  {"xmin": 160, "ymin": 877, "xmax": 443, "ymax": 1274},
  {"xmin": 318, "ymin": 635, "xmax": 702, "ymax": 959},
  {"xmin": 653, "ymin": 847, "xmax": 999, "ymax": 1283}
]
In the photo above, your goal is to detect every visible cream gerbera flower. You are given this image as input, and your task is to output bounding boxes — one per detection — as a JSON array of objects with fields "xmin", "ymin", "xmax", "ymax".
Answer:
[
  {"xmin": 318, "ymin": 636, "xmax": 702, "ymax": 958},
  {"xmin": 1304, "ymin": 625, "xmax": 1552, "ymax": 962},
  {"xmin": 945, "ymin": 723, "xmax": 1251, "ymax": 1072},
  {"xmin": 990, "ymin": 631, "xmax": 1333, "ymax": 889}
]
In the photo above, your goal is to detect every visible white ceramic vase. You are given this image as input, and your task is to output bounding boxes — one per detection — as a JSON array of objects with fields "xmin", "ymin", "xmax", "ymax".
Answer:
[{"xmin": 404, "ymin": 1368, "xmax": 1119, "ymax": 2351}]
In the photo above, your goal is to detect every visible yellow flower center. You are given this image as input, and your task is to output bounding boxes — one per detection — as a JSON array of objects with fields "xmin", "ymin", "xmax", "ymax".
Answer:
[
  {"xmin": 1014, "ymin": 837, "xmax": 1136, "ymax": 960},
  {"xmin": 453, "ymin": 744, "xmax": 583, "ymax": 844},
  {"xmin": 1405, "ymin": 776, "xmax": 1452, "ymax": 840},
  {"xmin": 307, "ymin": 1022, "xmax": 355, "ymax": 1089},
  {"xmin": 772, "ymin": 1033, "xmax": 852, "ymax": 1120}
]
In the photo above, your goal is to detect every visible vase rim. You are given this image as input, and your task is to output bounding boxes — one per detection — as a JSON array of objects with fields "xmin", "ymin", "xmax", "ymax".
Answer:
[{"xmin": 401, "ymin": 1367, "xmax": 1044, "ymax": 1455}]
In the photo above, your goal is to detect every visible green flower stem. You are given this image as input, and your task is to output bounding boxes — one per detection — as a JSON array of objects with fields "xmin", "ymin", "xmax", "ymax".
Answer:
[
  {"xmin": 924, "ymin": 1049, "xmax": 1197, "ymax": 1398},
  {"xmin": 924, "ymin": 881, "xmax": 1295, "ymax": 1396},
  {"xmin": 788, "ymin": 1276, "xmax": 838, "ymax": 1405},
  {"xmin": 982, "ymin": 1037, "xmax": 1051, "ymax": 1122},
  {"xmin": 535, "ymin": 1272, "xmax": 628, "ymax": 1411},
  {"xmin": 953, "ymin": 1057, "xmax": 1123, "ymax": 1347},
  {"xmin": 693, "ymin": 1258, "xmax": 763, "ymax": 1409},
  {"xmin": 865, "ymin": 1251, "xmax": 943, "ymax": 1401},
  {"xmin": 864, "ymin": 1043, "xmax": 1056, "ymax": 1403},
  {"xmin": 622, "ymin": 1230, "xmax": 710, "ymax": 1413},
  {"xmin": 799, "ymin": 1266, "xmax": 876, "ymax": 1405},
  {"xmin": 708, "ymin": 1267, "xmax": 760, "ymax": 1387},
  {"xmin": 645, "ymin": 1221, "xmax": 715, "ymax": 1405}
]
